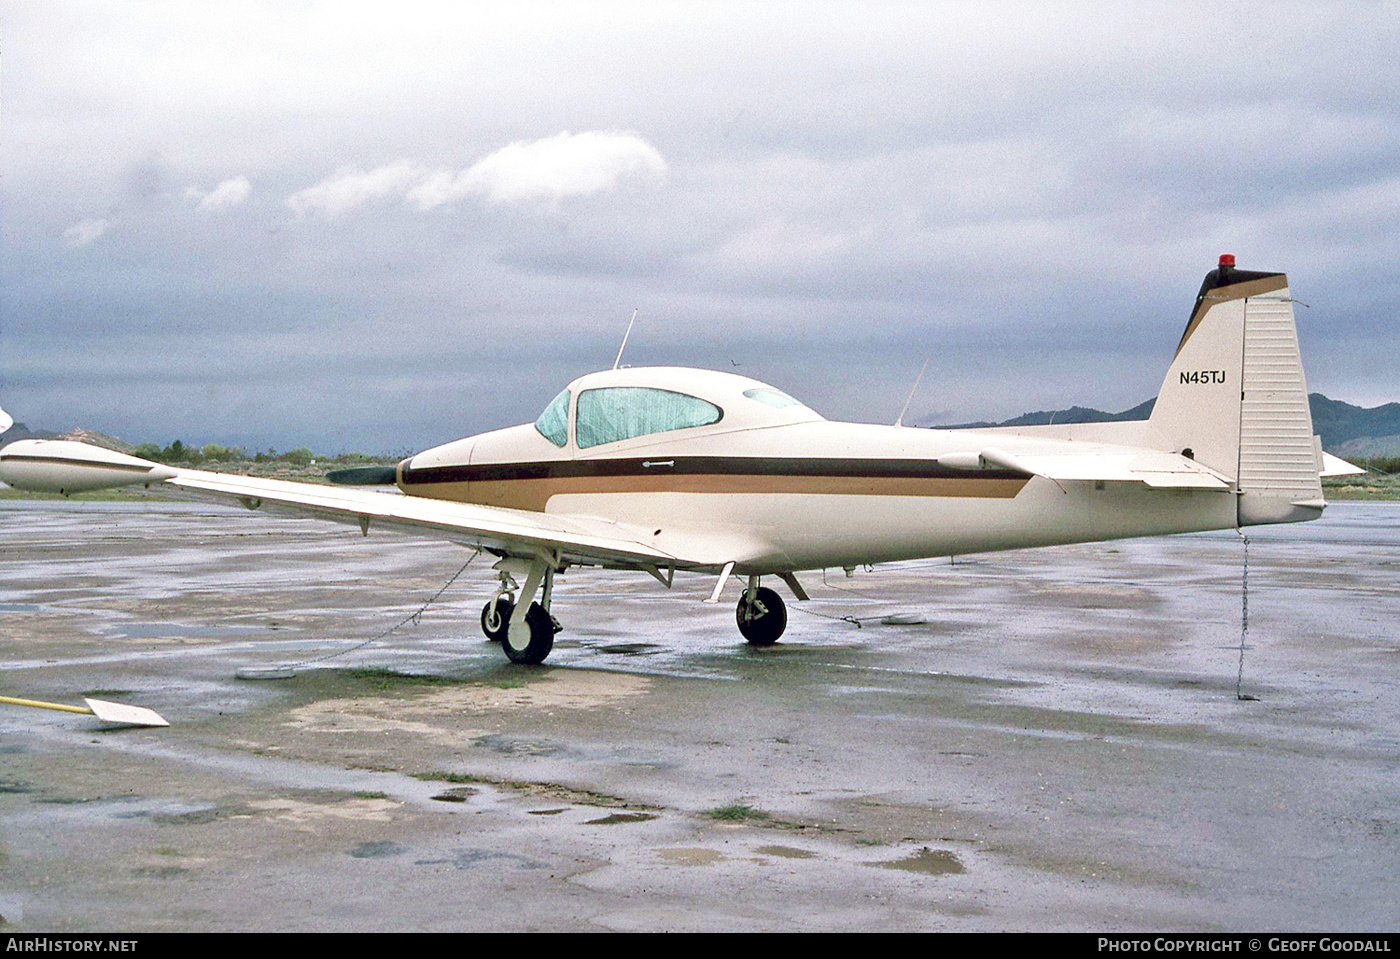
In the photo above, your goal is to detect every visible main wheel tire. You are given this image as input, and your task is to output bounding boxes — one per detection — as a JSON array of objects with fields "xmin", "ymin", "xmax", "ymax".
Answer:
[
  {"xmin": 503, "ymin": 602, "xmax": 556, "ymax": 664},
  {"xmin": 481, "ymin": 597, "xmax": 514, "ymax": 643},
  {"xmin": 736, "ymin": 586, "xmax": 787, "ymax": 646}
]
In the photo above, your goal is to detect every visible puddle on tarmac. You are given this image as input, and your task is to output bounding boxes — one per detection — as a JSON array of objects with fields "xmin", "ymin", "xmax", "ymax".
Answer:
[
  {"xmin": 471, "ymin": 734, "xmax": 568, "ymax": 756},
  {"xmin": 755, "ymin": 845, "xmax": 817, "ymax": 859},
  {"xmin": 431, "ymin": 787, "xmax": 478, "ymax": 803},
  {"xmin": 583, "ymin": 812, "xmax": 658, "ymax": 825},
  {"xmin": 415, "ymin": 849, "xmax": 548, "ymax": 871},
  {"xmin": 131, "ymin": 865, "xmax": 189, "ymax": 878},
  {"xmin": 658, "ymin": 848, "xmax": 725, "ymax": 866},
  {"xmin": 107, "ymin": 623, "xmax": 275, "ymax": 640},
  {"xmin": 873, "ymin": 847, "xmax": 965, "ymax": 875},
  {"xmin": 149, "ymin": 808, "xmax": 226, "ymax": 826},
  {"xmin": 528, "ymin": 808, "xmax": 569, "ymax": 816},
  {"xmin": 350, "ymin": 841, "xmax": 408, "ymax": 859},
  {"xmin": 595, "ymin": 643, "xmax": 665, "ymax": 656},
  {"xmin": 33, "ymin": 796, "xmax": 95, "ymax": 805}
]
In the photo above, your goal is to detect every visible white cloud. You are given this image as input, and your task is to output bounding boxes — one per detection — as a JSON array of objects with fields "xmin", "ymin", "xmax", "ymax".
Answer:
[
  {"xmin": 188, "ymin": 175, "xmax": 253, "ymax": 213},
  {"xmin": 403, "ymin": 168, "xmax": 472, "ymax": 212},
  {"xmin": 425, "ymin": 130, "xmax": 668, "ymax": 209},
  {"xmin": 63, "ymin": 217, "xmax": 113, "ymax": 247},
  {"xmin": 286, "ymin": 159, "xmax": 425, "ymax": 218},
  {"xmin": 291, "ymin": 133, "xmax": 668, "ymax": 218}
]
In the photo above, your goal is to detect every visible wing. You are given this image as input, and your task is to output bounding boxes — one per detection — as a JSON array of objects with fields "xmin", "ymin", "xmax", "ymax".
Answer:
[
  {"xmin": 167, "ymin": 468, "xmax": 722, "ymax": 569},
  {"xmin": 0, "ymin": 439, "xmax": 756, "ymax": 572}
]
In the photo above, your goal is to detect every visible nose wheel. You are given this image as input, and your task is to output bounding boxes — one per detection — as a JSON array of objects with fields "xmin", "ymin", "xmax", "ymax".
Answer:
[{"xmin": 736, "ymin": 583, "xmax": 787, "ymax": 646}]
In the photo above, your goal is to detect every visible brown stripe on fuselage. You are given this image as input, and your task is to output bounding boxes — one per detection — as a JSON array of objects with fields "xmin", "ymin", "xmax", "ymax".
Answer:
[{"xmin": 401, "ymin": 458, "xmax": 1031, "ymax": 512}]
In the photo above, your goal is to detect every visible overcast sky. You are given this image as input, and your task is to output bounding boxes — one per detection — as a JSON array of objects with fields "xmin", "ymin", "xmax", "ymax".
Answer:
[{"xmin": 2, "ymin": 1, "xmax": 1397, "ymax": 454}]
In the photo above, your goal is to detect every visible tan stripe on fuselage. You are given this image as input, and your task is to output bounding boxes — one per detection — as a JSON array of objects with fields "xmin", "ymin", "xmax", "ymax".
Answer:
[{"xmin": 405, "ymin": 474, "xmax": 1030, "ymax": 512}]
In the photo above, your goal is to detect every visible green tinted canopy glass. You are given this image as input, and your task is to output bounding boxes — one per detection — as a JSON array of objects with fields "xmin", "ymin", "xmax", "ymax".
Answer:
[
  {"xmin": 534, "ymin": 389, "xmax": 570, "ymax": 447},
  {"xmin": 576, "ymin": 387, "xmax": 723, "ymax": 449}
]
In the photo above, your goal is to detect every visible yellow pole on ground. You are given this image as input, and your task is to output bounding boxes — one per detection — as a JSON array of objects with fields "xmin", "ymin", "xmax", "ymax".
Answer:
[
  {"xmin": 0, "ymin": 694, "xmax": 169, "ymax": 727},
  {"xmin": 0, "ymin": 695, "xmax": 91, "ymax": 714}
]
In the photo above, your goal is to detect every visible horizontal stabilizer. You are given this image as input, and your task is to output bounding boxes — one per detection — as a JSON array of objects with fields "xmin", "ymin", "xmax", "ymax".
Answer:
[
  {"xmin": 1012, "ymin": 450, "xmax": 1230, "ymax": 489},
  {"xmin": 1320, "ymin": 450, "xmax": 1365, "ymax": 477},
  {"xmin": 935, "ymin": 445, "xmax": 1229, "ymax": 489}
]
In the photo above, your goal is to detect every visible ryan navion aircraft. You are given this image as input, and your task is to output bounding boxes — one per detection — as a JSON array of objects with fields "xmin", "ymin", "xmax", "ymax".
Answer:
[{"xmin": 0, "ymin": 256, "xmax": 1361, "ymax": 665}]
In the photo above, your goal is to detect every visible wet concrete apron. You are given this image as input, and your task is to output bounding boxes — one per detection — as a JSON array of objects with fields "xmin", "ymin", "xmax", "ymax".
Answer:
[{"xmin": 2, "ymin": 500, "xmax": 1397, "ymax": 931}]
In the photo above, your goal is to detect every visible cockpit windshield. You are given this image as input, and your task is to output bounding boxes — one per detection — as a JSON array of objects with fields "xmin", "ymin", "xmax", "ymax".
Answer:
[
  {"xmin": 534, "ymin": 388, "xmax": 570, "ymax": 447},
  {"xmin": 576, "ymin": 387, "xmax": 723, "ymax": 449}
]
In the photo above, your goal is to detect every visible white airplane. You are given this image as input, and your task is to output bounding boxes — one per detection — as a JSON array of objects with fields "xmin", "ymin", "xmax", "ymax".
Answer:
[{"xmin": 0, "ymin": 256, "xmax": 1362, "ymax": 665}]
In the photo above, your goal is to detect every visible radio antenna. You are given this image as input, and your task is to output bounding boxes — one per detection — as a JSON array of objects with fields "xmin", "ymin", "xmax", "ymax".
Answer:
[
  {"xmin": 894, "ymin": 357, "xmax": 930, "ymax": 428},
  {"xmin": 613, "ymin": 309, "xmax": 639, "ymax": 370}
]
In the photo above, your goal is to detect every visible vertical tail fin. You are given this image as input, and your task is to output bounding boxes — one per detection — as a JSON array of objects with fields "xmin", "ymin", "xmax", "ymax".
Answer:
[{"xmin": 1149, "ymin": 256, "xmax": 1323, "ymax": 526}]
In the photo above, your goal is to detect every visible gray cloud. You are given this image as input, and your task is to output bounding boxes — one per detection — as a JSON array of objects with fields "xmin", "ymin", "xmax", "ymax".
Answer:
[
  {"xmin": 62, "ymin": 217, "xmax": 114, "ymax": 247},
  {"xmin": 3, "ymin": 1, "xmax": 1398, "ymax": 450}
]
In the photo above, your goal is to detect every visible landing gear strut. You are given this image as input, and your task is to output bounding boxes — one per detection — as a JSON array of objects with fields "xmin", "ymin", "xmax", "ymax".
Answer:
[
  {"xmin": 482, "ymin": 559, "xmax": 561, "ymax": 665},
  {"xmin": 736, "ymin": 578, "xmax": 787, "ymax": 646}
]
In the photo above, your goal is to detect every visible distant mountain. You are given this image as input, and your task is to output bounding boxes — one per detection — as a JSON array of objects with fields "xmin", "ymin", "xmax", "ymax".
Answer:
[
  {"xmin": 937, "ymin": 398, "xmax": 1156, "ymax": 430},
  {"xmin": 1306, "ymin": 395, "xmax": 1400, "ymax": 456},
  {"xmin": 0, "ymin": 421, "xmax": 60, "ymax": 444},
  {"xmin": 0, "ymin": 422, "xmax": 132, "ymax": 453},
  {"xmin": 933, "ymin": 394, "xmax": 1400, "ymax": 457}
]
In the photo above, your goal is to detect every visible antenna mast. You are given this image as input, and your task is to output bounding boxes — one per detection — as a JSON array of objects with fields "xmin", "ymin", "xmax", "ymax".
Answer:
[
  {"xmin": 894, "ymin": 357, "xmax": 930, "ymax": 428},
  {"xmin": 613, "ymin": 309, "xmax": 639, "ymax": 370}
]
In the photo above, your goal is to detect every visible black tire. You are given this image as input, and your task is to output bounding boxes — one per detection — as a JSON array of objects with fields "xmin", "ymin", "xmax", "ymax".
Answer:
[
  {"xmin": 502, "ymin": 602, "xmax": 556, "ymax": 665},
  {"xmin": 481, "ymin": 597, "xmax": 514, "ymax": 642},
  {"xmin": 736, "ymin": 586, "xmax": 787, "ymax": 646}
]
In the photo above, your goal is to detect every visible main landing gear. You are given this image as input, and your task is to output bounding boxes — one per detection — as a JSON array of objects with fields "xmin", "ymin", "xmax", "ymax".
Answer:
[
  {"xmin": 736, "ymin": 577, "xmax": 787, "ymax": 646},
  {"xmin": 480, "ymin": 559, "xmax": 561, "ymax": 665},
  {"xmin": 480, "ymin": 562, "xmax": 795, "ymax": 663}
]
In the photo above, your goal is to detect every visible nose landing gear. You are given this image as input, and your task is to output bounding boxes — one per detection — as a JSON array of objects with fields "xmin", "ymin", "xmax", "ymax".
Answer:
[{"xmin": 736, "ymin": 578, "xmax": 787, "ymax": 646}]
